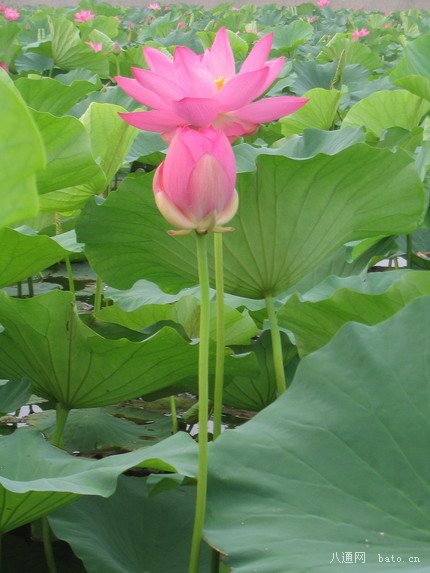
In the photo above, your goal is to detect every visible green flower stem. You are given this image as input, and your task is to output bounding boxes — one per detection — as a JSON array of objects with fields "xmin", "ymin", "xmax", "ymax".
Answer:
[
  {"xmin": 265, "ymin": 294, "xmax": 286, "ymax": 396},
  {"xmin": 51, "ymin": 403, "xmax": 70, "ymax": 449},
  {"xmin": 42, "ymin": 516, "xmax": 57, "ymax": 573},
  {"xmin": 41, "ymin": 403, "xmax": 70, "ymax": 573},
  {"xmin": 27, "ymin": 276, "xmax": 34, "ymax": 298},
  {"xmin": 406, "ymin": 234, "xmax": 413, "ymax": 269},
  {"xmin": 93, "ymin": 276, "xmax": 103, "ymax": 314},
  {"xmin": 17, "ymin": 281, "xmax": 22, "ymax": 297},
  {"xmin": 189, "ymin": 232, "xmax": 210, "ymax": 573},
  {"xmin": 213, "ymin": 232, "xmax": 225, "ymax": 441},
  {"xmin": 170, "ymin": 395, "xmax": 178, "ymax": 434},
  {"xmin": 65, "ymin": 256, "xmax": 75, "ymax": 298}
]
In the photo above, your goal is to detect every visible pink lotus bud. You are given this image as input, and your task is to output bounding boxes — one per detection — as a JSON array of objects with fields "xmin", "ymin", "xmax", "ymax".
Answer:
[
  {"xmin": 3, "ymin": 7, "xmax": 19, "ymax": 20},
  {"xmin": 232, "ymin": 6, "xmax": 239, "ymax": 10},
  {"xmin": 74, "ymin": 10, "xmax": 95, "ymax": 23},
  {"xmin": 316, "ymin": 0, "xmax": 330, "ymax": 7},
  {"xmin": 0, "ymin": 4, "xmax": 5, "ymax": 13},
  {"xmin": 148, "ymin": 2, "xmax": 161, "ymax": 9},
  {"xmin": 177, "ymin": 21, "xmax": 185, "ymax": 28},
  {"xmin": 112, "ymin": 41, "xmax": 122, "ymax": 54},
  {"xmin": 0, "ymin": 61, "xmax": 9, "ymax": 72},
  {"xmin": 153, "ymin": 127, "xmax": 238, "ymax": 234}
]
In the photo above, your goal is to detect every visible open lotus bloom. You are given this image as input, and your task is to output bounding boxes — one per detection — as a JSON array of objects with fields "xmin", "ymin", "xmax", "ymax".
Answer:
[
  {"xmin": 153, "ymin": 126, "xmax": 238, "ymax": 234},
  {"xmin": 116, "ymin": 27, "xmax": 308, "ymax": 141}
]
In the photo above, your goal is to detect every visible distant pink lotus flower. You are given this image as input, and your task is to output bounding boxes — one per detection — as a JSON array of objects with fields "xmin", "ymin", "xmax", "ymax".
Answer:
[
  {"xmin": 3, "ymin": 7, "xmax": 20, "ymax": 20},
  {"xmin": 0, "ymin": 4, "xmax": 5, "ymax": 12},
  {"xmin": 148, "ymin": 2, "xmax": 161, "ymax": 9},
  {"xmin": 352, "ymin": 27, "xmax": 369, "ymax": 41},
  {"xmin": 383, "ymin": 23, "xmax": 392, "ymax": 28},
  {"xmin": 316, "ymin": 0, "xmax": 330, "ymax": 7},
  {"xmin": 232, "ymin": 6, "xmax": 239, "ymax": 10},
  {"xmin": 85, "ymin": 41, "xmax": 103, "ymax": 52},
  {"xmin": 74, "ymin": 10, "xmax": 95, "ymax": 23},
  {"xmin": 154, "ymin": 126, "xmax": 238, "ymax": 234},
  {"xmin": 177, "ymin": 21, "xmax": 185, "ymax": 28},
  {"xmin": 117, "ymin": 28, "xmax": 307, "ymax": 141},
  {"xmin": 0, "ymin": 61, "xmax": 9, "ymax": 72},
  {"xmin": 306, "ymin": 16, "xmax": 317, "ymax": 23},
  {"xmin": 164, "ymin": 5, "xmax": 171, "ymax": 10}
]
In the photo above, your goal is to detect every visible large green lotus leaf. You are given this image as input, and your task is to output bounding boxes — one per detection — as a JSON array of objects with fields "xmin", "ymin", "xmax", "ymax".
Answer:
[
  {"xmin": 280, "ymin": 88, "xmax": 341, "ymax": 137},
  {"xmin": 390, "ymin": 34, "xmax": 430, "ymax": 81},
  {"xmin": 235, "ymin": 126, "xmax": 364, "ymax": 172},
  {"xmin": 317, "ymin": 35, "xmax": 381, "ymax": 71},
  {"xmin": 222, "ymin": 330, "xmax": 298, "ymax": 412},
  {"xmin": 342, "ymin": 90, "xmax": 430, "ymax": 137},
  {"xmin": 77, "ymin": 146, "xmax": 425, "ymax": 299},
  {"xmin": 0, "ymin": 71, "xmax": 45, "ymax": 228},
  {"xmin": 49, "ymin": 18, "xmax": 109, "ymax": 78},
  {"xmin": 205, "ymin": 297, "xmax": 430, "ymax": 572},
  {"xmin": 97, "ymin": 295, "xmax": 258, "ymax": 346},
  {"xmin": 394, "ymin": 76, "xmax": 430, "ymax": 102},
  {"xmin": 0, "ymin": 290, "xmax": 258, "ymax": 408},
  {"xmin": 28, "ymin": 407, "xmax": 174, "ymax": 453},
  {"xmin": 80, "ymin": 102, "xmax": 138, "ymax": 186},
  {"xmin": 32, "ymin": 109, "xmax": 105, "ymax": 195},
  {"xmin": 49, "ymin": 476, "xmax": 210, "ymax": 573},
  {"xmin": 105, "ymin": 280, "xmax": 200, "ymax": 311},
  {"xmin": 271, "ymin": 20, "xmax": 314, "ymax": 52},
  {"xmin": 0, "ymin": 429, "xmax": 196, "ymax": 533},
  {"xmin": 279, "ymin": 270, "xmax": 430, "ymax": 356},
  {"xmin": 0, "ymin": 379, "xmax": 32, "ymax": 415},
  {"xmin": 0, "ymin": 227, "xmax": 73, "ymax": 288},
  {"xmin": 15, "ymin": 77, "xmax": 98, "ymax": 116},
  {"xmin": 39, "ymin": 183, "xmax": 106, "ymax": 213}
]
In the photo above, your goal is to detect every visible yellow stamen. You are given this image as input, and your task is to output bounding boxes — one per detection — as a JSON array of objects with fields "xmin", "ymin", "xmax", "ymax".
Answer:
[{"xmin": 214, "ymin": 76, "xmax": 226, "ymax": 91}]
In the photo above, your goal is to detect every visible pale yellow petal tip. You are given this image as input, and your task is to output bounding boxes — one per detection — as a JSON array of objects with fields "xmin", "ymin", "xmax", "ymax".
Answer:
[
  {"xmin": 213, "ymin": 226, "xmax": 235, "ymax": 233},
  {"xmin": 167, "ymin": 229, "xmax": 193, "ymax": 236}
]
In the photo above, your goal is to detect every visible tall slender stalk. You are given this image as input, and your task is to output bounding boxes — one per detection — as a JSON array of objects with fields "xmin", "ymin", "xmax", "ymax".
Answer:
[
  {"xmin": 93, "ymin": 276, "xmax": 103, "ymax": 314},
  {"xmin": 42, "ymin": 403, "xmax": 70, "ymax": 573},
  {"xmin": 406, "ymin": 234, "xmax": 413, "ymax": 269},
  {"xmin": 170, "ymin": 395, "xmax": 178, "ymax": 434},
  {"xmin": 64, "ymin": 256, "xmax": 75, "ymax": 298},
  {"xmin": 188, "ymin": 232, "xmax": 211, "ymax": 573},
  {"xmin": 27, "ymin": 276, "xmax": 34, "ymax": 298},
  {"xmin": 42, "ymin": 517, "xmax": 57, "ymax": 573},
  {"xmin": 213, "ymin": 232, "xmax": 225, "ymax": 441},
  {"xmin": 51, "ymin": 403, "xmax": 70, "ymax": 449},
  {"xmin": 265, "ymin": 294, "xmax": 286, "ymax": 395}
]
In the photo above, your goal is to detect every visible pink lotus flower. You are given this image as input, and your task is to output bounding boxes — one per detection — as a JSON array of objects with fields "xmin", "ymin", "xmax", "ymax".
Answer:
[
  {"xmin": 232, "ymin": 6, "xmax": 239, "ymax": 10},
  {"xmin": 0, "ymin": 61, "xmax": 9, "ymax": 72},
  {"xmin": 116, "ymin": 27, "xmax": 308, "ymax": 141},
  {"xmin": 74, "ymin": 10, "xmax": 95, "ymax": 23},
  {"xmin": 316, "ymin": 0, "xmax": 330, "ymax": 7},
  {"xmin": 3, "ymin": 7, "xmax": 19, "ymax": 20},
  {"xmin": 153, "ymin": 127, "xmax": 238, "ymax": 235},
  {"xmin": 85, "ymin": 41, "xmax": 103, "ymax": 52},
  {"xmin": 383, "ymin": 23, "xmax": 392, "ymax": 28},
  {"xmin": 306, "ymin": 16, "xmax": 317, "ymax": 23},
  {"xmin": 352, "ymin": 27, "xmax": 370, "ymax": 41},
  {"xmin": 0, "ymin": 4, "xmax": 5, "ymax": 12},
  {"xmin": 177, "ymin": 21, "xmax": 185, "ymax": 28},
  {"xmin": 148, "ymin": 2, "xmax": 161, "ymax": 9}
]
